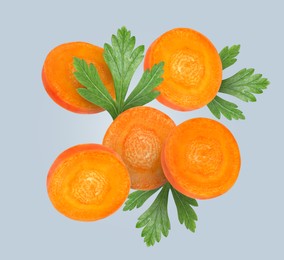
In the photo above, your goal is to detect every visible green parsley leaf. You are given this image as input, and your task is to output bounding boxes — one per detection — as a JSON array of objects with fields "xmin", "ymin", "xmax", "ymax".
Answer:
[
  {"xmin": 73, "ymin": 57, "xmax": 118, "ymax": 119},
  {"xmin": 103, "ymin": 27, "xmax": 145, "ymax": 111},
  {"xmin": 219, "ymin": 68, "xmax": 270, "ymax": 102},
  {"xmin": 219, "ymin": 45, "xmax": 240, "ymax": 70},
  {"xmin": 170, "ymin": 186, "xmax": 198, "ymax": 232},
  {"xmin": 207, "ymin": 45, "xmax": 269, "ymax": 120},
  {"xmin": 123, "ymin": 188, "xmax": 160, "ymax": 211},
  {"xmin": 136, "ymin": 183, "xmax": 171, "ymax": 247},
  {"xmin": 207, "ymin": 95, "xmax": 245, "ymax": 120},
  {"xmin": 122, "ymin": 62, "xmax": 164, "ymax": 111},
  {"xmin": 125, "ymin": 184, "xmax": 198, "ymax": 246}
]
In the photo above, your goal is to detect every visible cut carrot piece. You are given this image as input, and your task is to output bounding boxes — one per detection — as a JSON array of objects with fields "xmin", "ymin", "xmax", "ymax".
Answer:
[
  {"xmin": 47, "ymin": 144, "xmax": 130, "ymax": 221},
  {"xmin": 144, "ymin": 28, "xmax": 222, "ymax": 111},
  {"xmin": 162, "ymin": 118, "xmax": 241, "ymax": 199},
  {"xmin": 42, "ymin": 42, "xmax": 115, "ymax": 114},
  {"xmin": 103, "ymin": 106, "xmax": 176, "ymax": 190}
]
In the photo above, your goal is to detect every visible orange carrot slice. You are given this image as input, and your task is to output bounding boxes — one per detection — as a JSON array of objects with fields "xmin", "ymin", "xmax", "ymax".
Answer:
[
  {"xmin": 162, "ymin": 118, "xmax": 241, "ymax": 199},
  {"xmin": 103, "ymin": 106, "xmax": 176, "ymax": 190},
  {"xmin": 144, "ymin": 28, "xmax": 222, "ymax": 111},
  {"xmin": 42, "ymin": 42, "xmax": 115, "ymax": 114},
  {"xmin": 47, "ymin": 144, "xmax": 130, "ymax": 221}
]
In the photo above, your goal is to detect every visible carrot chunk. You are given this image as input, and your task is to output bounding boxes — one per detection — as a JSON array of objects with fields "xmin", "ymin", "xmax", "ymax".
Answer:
[
  {"xmin": 47, "ymin": 144, "xmax": 130, "ymax": 221},
  {"xmin": 103, "ymin": 106, "xmax": 176, "ymax": 190},
  {"xmin": 162, "ymin": 118, "xmax": 241, "ymax": 199},
  {"xmin": 144, "ymin": 28, "xmax": 222, "ymax": 111},
  {"xmin": 42, "ymin": 42, "xmax": 114, "ymax": 113}
]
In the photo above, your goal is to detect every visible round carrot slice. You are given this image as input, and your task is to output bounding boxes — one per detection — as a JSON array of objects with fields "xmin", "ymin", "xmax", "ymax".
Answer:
[
  {"xmin": 144, "ymin": 28, "xmax": 222, "ymax": 111},
  {"xmin": 47, "ymin": 144, "xmax": 130, "ymax": 221},
  {"xmin": 42, "ymin": 42, "xmax": 115, "ymax": 114},
  {"xmin": 103, "ymin": 106, "xmax": 176, "ymax": 190},
  {"xmin": 162, "ymin": 118, "xmax": 241, "ymax": 199}
]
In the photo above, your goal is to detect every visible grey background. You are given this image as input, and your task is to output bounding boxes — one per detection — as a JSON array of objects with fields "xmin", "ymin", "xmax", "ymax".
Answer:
[{"xmin": 1, "ymin": 0, "xmax": 283, "ymax": 259}]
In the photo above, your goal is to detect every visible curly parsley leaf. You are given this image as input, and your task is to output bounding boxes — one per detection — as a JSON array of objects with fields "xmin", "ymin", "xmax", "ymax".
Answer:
[
  {"xmin": 136, "ymin": 183, "xmax": 171, "ymax": 247},
  {"xmin": 219, "ymin": 45, "xmax": 240, "ymax": 70},
  {"xmin": 73, "ymin": 57, "xmax": 117, "ymax": 119},
  {"xmin": 207, "ymin": 95, "xmax": 245, "ymax": 120},
  {"xmin": 123, "ymin": 188, "xmax": 160, "ymax": 211},
  {"xmin": 170, "ymin": 186, "xmax": 198, "ymax": 232},
  {"xmin": 208, "ymin": 45, "xmax": 269, "ymax": 120},
  {"xmin": 219, "ymin": 68, "xmax": 270, "ymax": 102}
]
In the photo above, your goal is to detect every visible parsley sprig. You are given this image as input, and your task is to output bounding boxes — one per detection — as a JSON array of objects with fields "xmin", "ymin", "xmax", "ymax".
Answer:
[
  {"xmin": 207, "ymin": 45, "xmax": 270, "ymax": 120},
  {"xmin": 123, "ymin": 183, "xmax": 198, "ymax": 246},
  {"xmin": 73, "ymin": 27, "xmax": 163, "ymax": 119}
]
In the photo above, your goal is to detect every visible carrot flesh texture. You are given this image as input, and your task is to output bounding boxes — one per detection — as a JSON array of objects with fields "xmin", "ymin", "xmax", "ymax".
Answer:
[
  {"xmin": 47, "ymin": 144, "xmax": 130, "ymax": 221},
  {"xmin": 144, "ymin": 28, "xmax": 222, "ymax": 111},
  {"xmin": 103, "ymin": 106, "xmax": 176, "ymax": 190},
  {"xmin": 42, "ymin": 42, "xmax": 115, "ymax": 114},
  {"xmin": 162, "ymin": 118, "xmax": 241, "ymax": 199}
]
